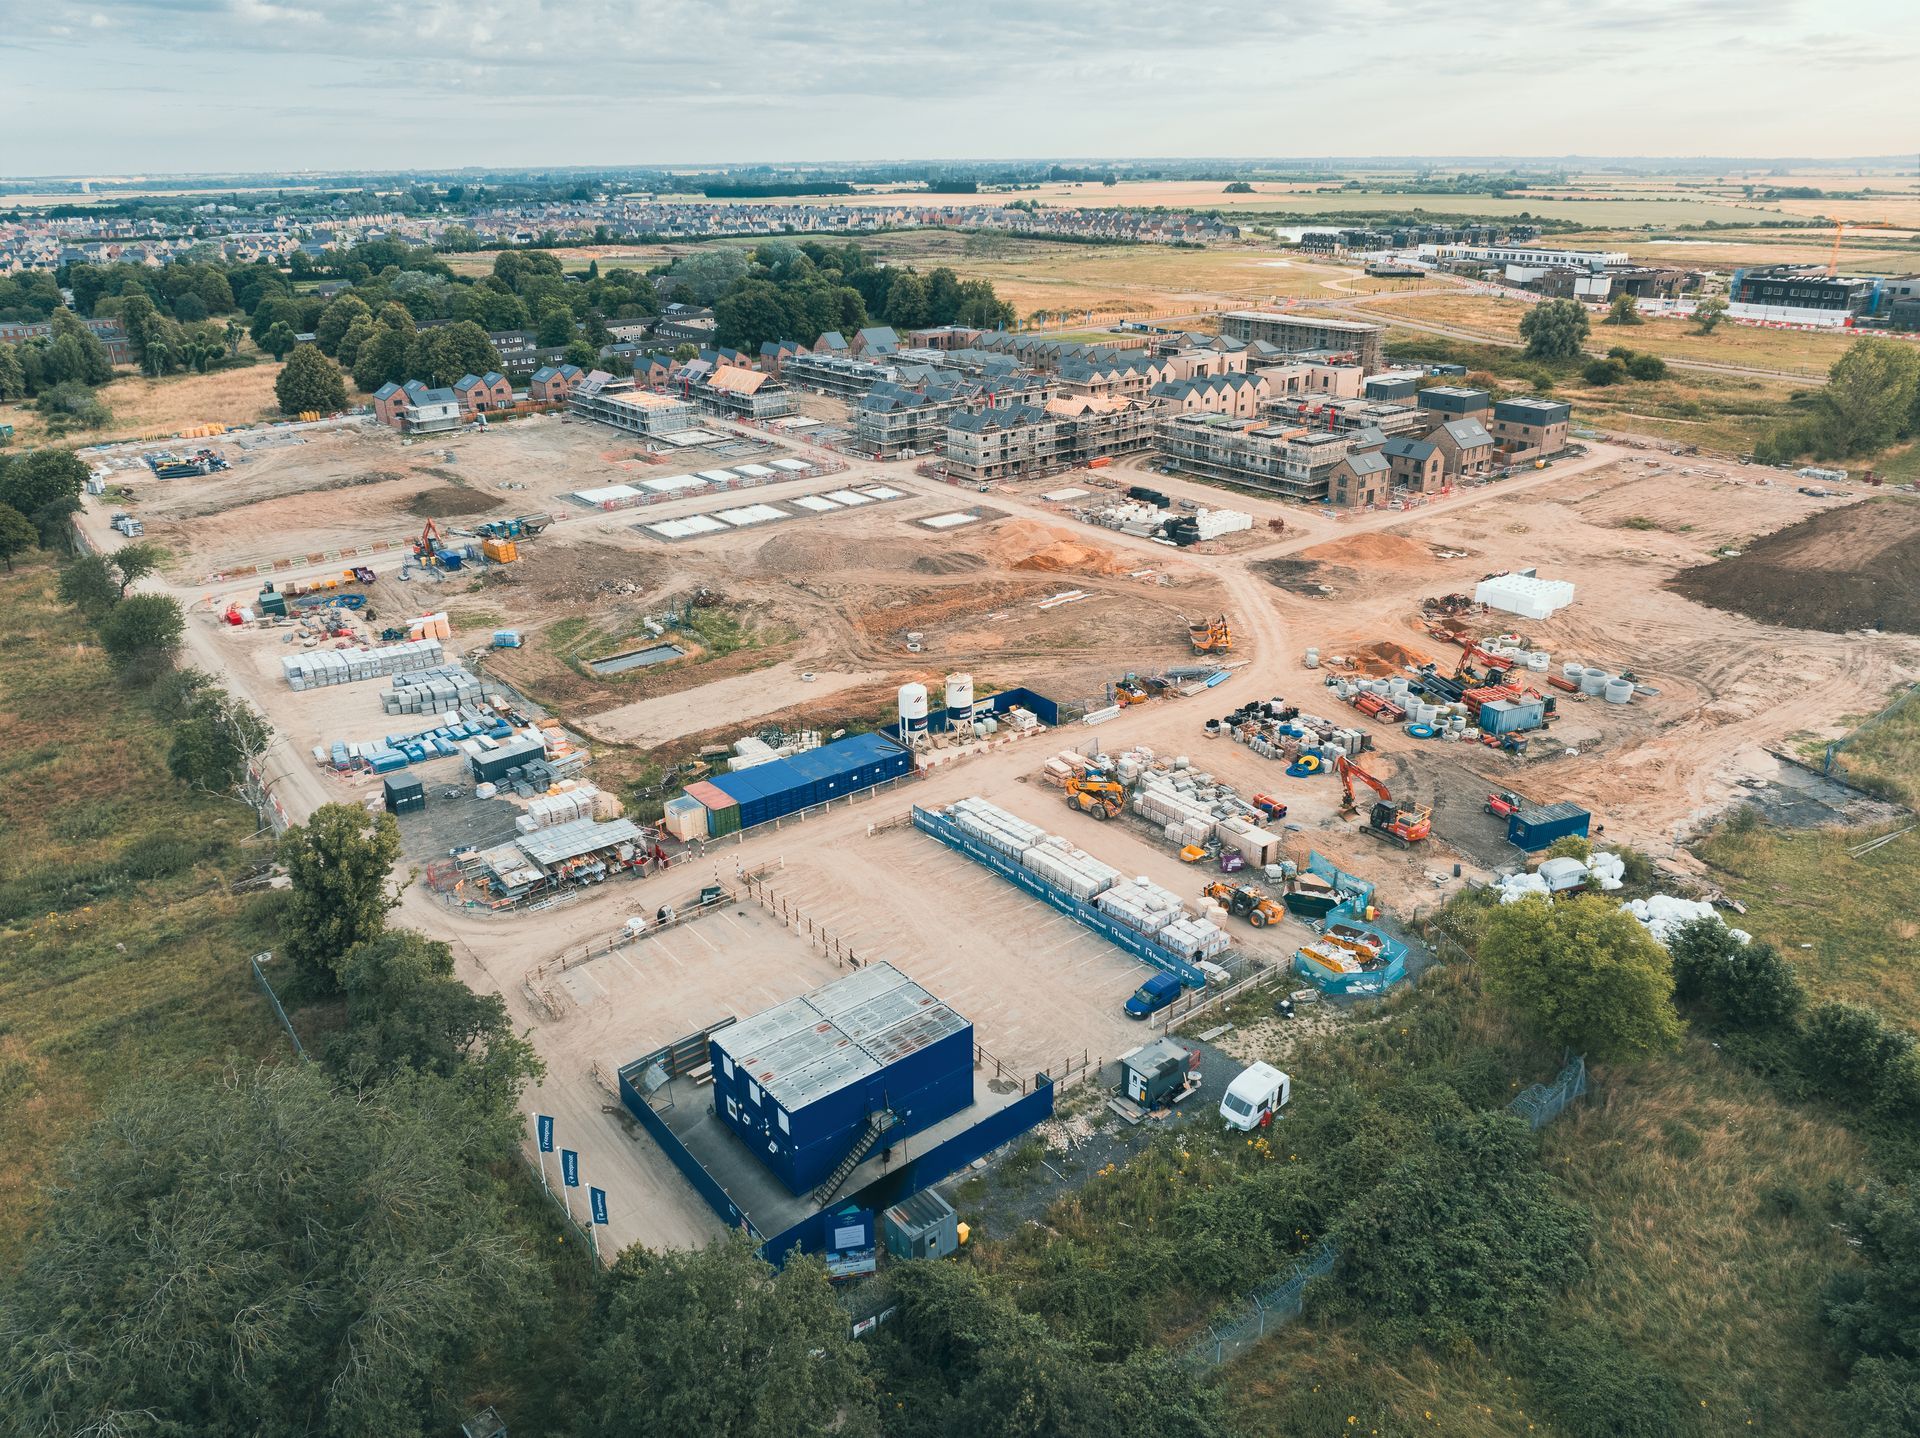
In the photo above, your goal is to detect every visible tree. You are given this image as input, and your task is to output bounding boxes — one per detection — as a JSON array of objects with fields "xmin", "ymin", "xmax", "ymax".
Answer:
[
  {"xmin": 563, "ymin": 338, "xmax": 599, "ymax": 370},
  {"xmin": 535, "ymin": 302, "xmax": 576, "ymax": 348},
  {"xmin": 1519, "ymin": 298, "xmax": 1591, "ymax": 361},
  {"xmin": 1809, "ymin": 339, "xmax": 1920, "ymax": 457},
  {"xmin": 1826, "ymin": 1176, "xmax": 1920, "ymax": 1432},
  {"xmin": 108, "ymin": 540, "xmax": 164, "ymax": 595},
  {"xmin": 572, "ymin": 1237, "xmax": 879, "ymax": 1438},
  {"xmin": 352, "ymin": 324, "xmax": 414, "ymax": 392},
  {"xmin": 1605, "ymin": 293, "xmax": 1643, "ymax": 326},
  {"xmin": 223, "ymin": 315, "xmax": 246, "ymax": 357},
  {"xmin": 0, "ymin": 341, "xmax": 24, "ymax": 401},
  {"xmin": 97, "ymin": 592, "xmax": 184, "ymax": 678},
  {"xmin": 50, "ymin": 308, "xmax": 115, "ymax": 383},
  {"xmin": 166, "ymin": 685, "xmax": 271, "ymax": 796},
  {"xmin": 410, "ymin": 320, "xmax": 502, "ymax": 389},
  {"xmin": 57, "ymin": 552, "xmax": 121, "ymax": 618},
  {"xmin": 714, "ymin": 278, "xmax": 797, "ymax": 351},
  {"xmin": 31, "ymin": 378, "xmax": 113, "ymax": 432},
  {"xmin": 0, "ymin": 446, "xmax": 88, "ymax": 549},
  {"xmin": 1667, "ymin": 918, "xmax": 1804, "ymax": 1032},
  {"xmin": 882, "ymin": 270, "xmax": 931, "ymax": 329},
  {"xmin": 275, "ymin": 342, "xmax": 349, "ymax": 414},
  {"xmin": 1478, "ymin": 895, "xmax": 1683, "ymax": 1061},
  {"xmin": 1693, "ymin": 295, "xmax": 1729, "ymax": 333},
  {"xmin": 314, "ymin": 292, "xmax": 371, "ymax": 355},
  {"xmin": 0, "ymin": 1063, "xmax": 545, "ymax": 1437},
  {"xmin": 261, "ymin": 321, "xmax": 297, "ymax": 360},
  {"xmin": 278, "ymin": 802, "xmax": 405, "ymax": 989},
  {"xmin": 329, "ymin": 928, "xmax": 541, "ymax": 1113},
  {"xmin": 0, "ymin": 501, "xmax": 34, "ymax": 569},
  {"xmin": 1626, "ymin": 352, "xmax": 1668, "ymax": 381},
  {"xmin": 335, "ymin": 313, "xmax": 378, "ymax": 370}
]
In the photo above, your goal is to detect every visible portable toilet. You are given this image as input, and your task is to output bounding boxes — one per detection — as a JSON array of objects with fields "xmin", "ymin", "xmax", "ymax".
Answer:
[{"xmin": 883, "ymin": 1189, "xmax": 959, "ymax": 1262}]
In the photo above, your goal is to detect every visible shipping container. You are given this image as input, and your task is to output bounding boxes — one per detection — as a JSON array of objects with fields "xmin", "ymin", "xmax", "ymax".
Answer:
[
  {"xmin": 469, "ymin": 739, "xmax": 546, "ymax": 785},
  {"xmin": 382, "ymin": 775, "xmax": 426, "ymax": 814},
  {"xmin": 1508, "ymin": 800, "xmax": 1590, "ymax": 851},
  {"xmin": 1478, "ymin": 697, "xmax": 1546, "ymax": 735},
  {"xmin": 684, "ymin": 779, "xmax": 740, "ymax": 835},
  {"xmin": 710, "ymin": 962, "xmax": 973, "ymax": 1195}
]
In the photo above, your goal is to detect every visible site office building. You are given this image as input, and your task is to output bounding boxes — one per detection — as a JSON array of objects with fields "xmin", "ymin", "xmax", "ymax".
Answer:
[{"xmin": 709, "ymin": 962, "xmax": 974, "ymax": 1195}]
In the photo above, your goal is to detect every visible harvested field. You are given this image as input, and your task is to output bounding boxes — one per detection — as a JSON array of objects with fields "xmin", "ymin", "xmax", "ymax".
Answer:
[{"xmin": 1669, "ymin": 495, "xmax": 1920, "ymax": 634}]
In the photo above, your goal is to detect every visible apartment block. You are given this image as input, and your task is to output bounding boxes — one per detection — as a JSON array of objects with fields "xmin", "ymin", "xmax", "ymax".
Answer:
[
  {"xmin": 1154, "ymin": 413, "xmax": 1361, "ymax": 503},
  {"xmin": 1215, "ymin": 311, "xmax": 1386, "ymax": 374}
]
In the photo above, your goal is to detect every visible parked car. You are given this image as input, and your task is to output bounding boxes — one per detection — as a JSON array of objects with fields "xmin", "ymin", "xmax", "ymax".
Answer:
[{"xmin": 1124, "ymin": 971, "xmax": 1183, "ymax": 1020}]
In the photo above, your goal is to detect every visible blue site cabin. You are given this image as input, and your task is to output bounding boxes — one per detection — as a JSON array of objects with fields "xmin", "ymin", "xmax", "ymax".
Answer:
[{"xmin": 710, "ymin": 961, "xmax": 973, "ymax": 1195}]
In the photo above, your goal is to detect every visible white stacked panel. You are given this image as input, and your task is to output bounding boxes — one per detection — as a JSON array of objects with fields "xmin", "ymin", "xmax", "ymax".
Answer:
[{"xmin": 282, "ymin": 638, "xmax": 444, "ymax": 690}]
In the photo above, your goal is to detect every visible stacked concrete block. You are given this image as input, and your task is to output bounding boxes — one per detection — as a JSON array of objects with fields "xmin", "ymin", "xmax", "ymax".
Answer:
[{"xmin": 283, "ymin": 638, "xmax": 444, "ymax": 691}]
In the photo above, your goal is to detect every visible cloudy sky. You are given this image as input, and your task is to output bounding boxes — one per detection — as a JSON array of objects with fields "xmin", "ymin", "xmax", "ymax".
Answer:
[{"xmin": 4, "ymin": 0, "xmax": 1909, "ymax": 175}]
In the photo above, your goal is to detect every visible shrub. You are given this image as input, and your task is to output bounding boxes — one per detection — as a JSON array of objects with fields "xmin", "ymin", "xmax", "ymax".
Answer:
[
  {"xmin": 1627, "ymin": 353, "xmax": 1669, "ymax": 381},
  {"xmin": 1527, "ymin": 1320, "xmax": 1699, "ymax": 1438},
  {"xmin": 1668, "ymin": 920, "xmax": 1806, "ymax": 1032},
  {"xmin": 1545, "ymin": 835, "xmax": 1593, "ymax": 862},
  {"xmin": 1800, "ymin": 1002, "xmax": 1917, "ymax": 1111},
  {"xmin": 1583, "ymin": 358, "xmax": 1627, "ymax": 386}
]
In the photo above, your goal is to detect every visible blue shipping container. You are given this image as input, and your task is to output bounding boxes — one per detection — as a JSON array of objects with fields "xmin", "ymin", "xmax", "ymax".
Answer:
[
  {"xmin": 1508, "ymin": 801, "xmax": 1590, "ymax": 851},
  {"xmin": 706, "ymin": 732, "xmax": 912, "ymax": 830},
  {"xmin": 1479, "ymin": 697, "xmax": 1545, "ymax": 735}
]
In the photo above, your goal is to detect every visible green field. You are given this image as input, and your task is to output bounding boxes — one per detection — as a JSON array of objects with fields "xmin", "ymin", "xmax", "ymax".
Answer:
[{"xmin": 0, "ymin": 562, "xmax": 281, "ymax": 1253}]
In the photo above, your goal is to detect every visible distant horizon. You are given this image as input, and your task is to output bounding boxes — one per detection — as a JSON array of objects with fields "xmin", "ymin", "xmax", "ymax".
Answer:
[
  {"xmin": 3, "ymin": 155, "xmax": 1918, "ymax": 188},
  {"xmin": 8, "ymin": 0, "xmax": 1909, "ymax": 173}
]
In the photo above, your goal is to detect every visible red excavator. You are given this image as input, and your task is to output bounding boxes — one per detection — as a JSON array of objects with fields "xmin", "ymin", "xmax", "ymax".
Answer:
[
  {"xmin": 1333, "ymin": 754, "xmax": 1431, "ymax": 847},
  {"xmin": 1452, "ymin": 638, "xmax": 1516, "ymax": 683}
]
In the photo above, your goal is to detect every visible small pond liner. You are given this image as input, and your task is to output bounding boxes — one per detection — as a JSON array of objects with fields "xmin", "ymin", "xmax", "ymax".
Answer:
[{"xmin": 588, "ymin": 642, "xmax": 686, "ymax": 676}]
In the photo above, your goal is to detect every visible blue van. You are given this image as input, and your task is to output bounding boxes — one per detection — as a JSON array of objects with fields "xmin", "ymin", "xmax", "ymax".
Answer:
[{"xmin": 1124, "ymin": 972, "xmax": 1183, "ymax": 1020}]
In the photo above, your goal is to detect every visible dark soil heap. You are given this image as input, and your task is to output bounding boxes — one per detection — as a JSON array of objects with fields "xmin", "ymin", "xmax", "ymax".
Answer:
[{"xmin": 1668, "ymin": 495, "xmax": 1920, "ymax": 634}]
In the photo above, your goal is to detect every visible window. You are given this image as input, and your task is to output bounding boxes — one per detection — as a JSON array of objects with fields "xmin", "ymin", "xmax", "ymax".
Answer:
[
  {"xmin": 720, "ymin": 1054, "xmax": 733, "ymax": 1080},
  {"xmin": 777, "ymin": 1109, "xmax": 789, "ymax": 1133},
  {"xmin": 1223, "ymin": 1094, "xmax": 1253, "ymax": 1117},
  {"xmin": 747, "ymin": 1081, "xmax": 761, "ymax": 1105}
]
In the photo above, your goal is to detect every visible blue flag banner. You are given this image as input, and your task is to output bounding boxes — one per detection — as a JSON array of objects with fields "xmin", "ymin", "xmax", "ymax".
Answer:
[
  {"xmin": 536, "ymin": 1115, "xmax": 555, "ymax": 1153},
  {"xmin": 590, "ymin": 1187, "xmax": 609, "ymax": 1225},
  {"xmin": 561, "ymin": 1149, "xmax": 580, "ymax": 1188}
]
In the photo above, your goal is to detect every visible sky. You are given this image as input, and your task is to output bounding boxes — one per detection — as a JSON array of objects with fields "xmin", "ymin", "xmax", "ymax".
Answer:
[{"xmin": 3, "ymin": 0, "xmax": 1911, "ymax": 175}]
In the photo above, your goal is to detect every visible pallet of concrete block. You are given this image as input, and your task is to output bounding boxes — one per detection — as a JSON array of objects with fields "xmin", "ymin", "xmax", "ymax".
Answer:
[
  {"xmin": 1213, "ymin": 815, "xmax": 1282, "ymax": 867},
  {"xmin": 1018, "ymin": 834, "xmax": 1122, "ymax": 902},
  {"xmin": 1094, "ymin": 877, "xmax": 1187, "ymax": 938},
  {"xmin": 948, "ymin": 797, "xmax": 1047, "ymax": 860},
  {"xmin": 1193, "ymin": 507, "xmax": 1252, "ymax": 541},
  {"xmin": 1158, "ymin": 915, "xmax": 1232, "ymax": 961},
  {"xmin": 519, "ymin": 785, "xmax": 601, "ymax": 832},
  {"xmin": 382, "ymin": 663, "xmax": 482, "ymax": 716},
  {"xmin": 282, "ymin": 637, "xmax": 444, "ymax": 690}
]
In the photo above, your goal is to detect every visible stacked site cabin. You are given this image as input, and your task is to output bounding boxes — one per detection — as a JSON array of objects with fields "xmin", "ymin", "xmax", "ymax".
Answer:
[
  {"xmin": 683, "ymin": 732, "xmax": 912, "ymax": 834},
  {"xmin": 710, "ymin": 962, "xmax": 973, "ymax": 1195}
]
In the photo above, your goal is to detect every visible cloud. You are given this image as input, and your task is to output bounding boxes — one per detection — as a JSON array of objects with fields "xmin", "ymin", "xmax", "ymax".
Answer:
[{"xmin": 1, "ymin": 0, "xmax": 1910, "ymax": 170}]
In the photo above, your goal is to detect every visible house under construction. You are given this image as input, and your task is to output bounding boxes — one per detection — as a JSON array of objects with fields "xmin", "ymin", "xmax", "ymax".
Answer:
[{"xmin": 942, "ymin": 395, "xmax": 1158, "ymax": 483}]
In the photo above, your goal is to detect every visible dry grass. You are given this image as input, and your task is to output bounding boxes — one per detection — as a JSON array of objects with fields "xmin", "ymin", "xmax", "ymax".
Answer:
[
  {"xmin": 1699, "ymin": 819, "xmax": 1920, "ymax": 1031},
  {"xmin": 1, "ymin": 361, "xmax": 300, "ymax": 448},
  {"xmin": 1554, "ymin": 370, "xmax": 1802, "ymax": 455},
  {"xmin": 1545, "ymin": 1043, "xmax": 1865, "ymax": 1435},
  {"xmin": 0, "ymin": 561, "xmax": 280, "ymax": 1254},
  {"xmin": 1370, "ymin": 290, "xmax": 1863, "ymax": 376}
]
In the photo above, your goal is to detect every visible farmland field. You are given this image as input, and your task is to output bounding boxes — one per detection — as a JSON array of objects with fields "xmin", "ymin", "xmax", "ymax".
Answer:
[{"xmin": 0, "ymin": 359, "xmax": 298, "ymax": 448}]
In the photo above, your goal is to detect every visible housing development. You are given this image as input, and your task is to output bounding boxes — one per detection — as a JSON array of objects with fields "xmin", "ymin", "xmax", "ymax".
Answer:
[{"xmin": 5, "ymin": 16, "xmax": 1920, "ymax": 1434}]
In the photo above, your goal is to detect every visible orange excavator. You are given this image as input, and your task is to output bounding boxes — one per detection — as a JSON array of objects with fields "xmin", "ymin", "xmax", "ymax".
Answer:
[
  {"xmin": 1453, "ymin": 637, "xmax": 1515, "ymax": 683},
  {"xmin": 1333, "ymin": 754, "xmax": 1431, "ymax": 847}
]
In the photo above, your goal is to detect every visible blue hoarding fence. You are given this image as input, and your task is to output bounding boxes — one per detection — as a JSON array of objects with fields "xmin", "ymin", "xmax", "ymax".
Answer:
[
  {"xmin": 912, "ymin": 805, "xmax": 1208, "ymax": 989},
  {"xmin": 1305, "ymin": 850, "xmax": 1374, "ymax": 919},
  {"xmin": 617, "ymin": 1058, "xmax": 762, "ymax": 1243}
]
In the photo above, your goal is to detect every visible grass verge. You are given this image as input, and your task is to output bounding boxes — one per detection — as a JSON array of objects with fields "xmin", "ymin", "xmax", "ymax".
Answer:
[{"xmin": 0, "ymin": 560, "xmax": 281, "ymax": 1254}]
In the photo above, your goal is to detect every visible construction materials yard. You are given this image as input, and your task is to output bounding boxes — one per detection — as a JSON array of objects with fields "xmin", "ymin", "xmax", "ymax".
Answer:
[{"xmin": 75, "ymin": 401, "xmax": 1920, "ymax": 1261}]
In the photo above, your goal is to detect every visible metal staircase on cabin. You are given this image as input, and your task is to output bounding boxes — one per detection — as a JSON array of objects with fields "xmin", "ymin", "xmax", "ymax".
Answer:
[{"xmin": 812, "ymin": 1108, "xmax": 898, "ymax": 1205}]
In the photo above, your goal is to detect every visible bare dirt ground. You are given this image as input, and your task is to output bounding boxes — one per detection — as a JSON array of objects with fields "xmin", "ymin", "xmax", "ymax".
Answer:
[{"xmin": 91, "ymin": 410, "xmax": 1920, "ymax": 1255}]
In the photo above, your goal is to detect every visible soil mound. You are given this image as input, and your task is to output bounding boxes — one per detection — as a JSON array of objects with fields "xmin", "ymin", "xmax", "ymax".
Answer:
[
  {"xmin": 988, "ymin": 519, "xmax": 1132, "ymax": 576},
  {"xmin": 1300, "ymin": 532, "xmax": 1442, "ymax": 570},
  {"xmin": 911, "ymin": 553, "xmax": 988, "ymax": 576},
  {"xmin": 1350, "ymin": 639, "xmax": 1436, "ymax": 676},
  {"xmin": 1668, "ymin": 496, "xmax": 1920, "ymax": 634},
  {"xmin": 407, "ymin": 485, "xmax": 501, "ymax": 519}
]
